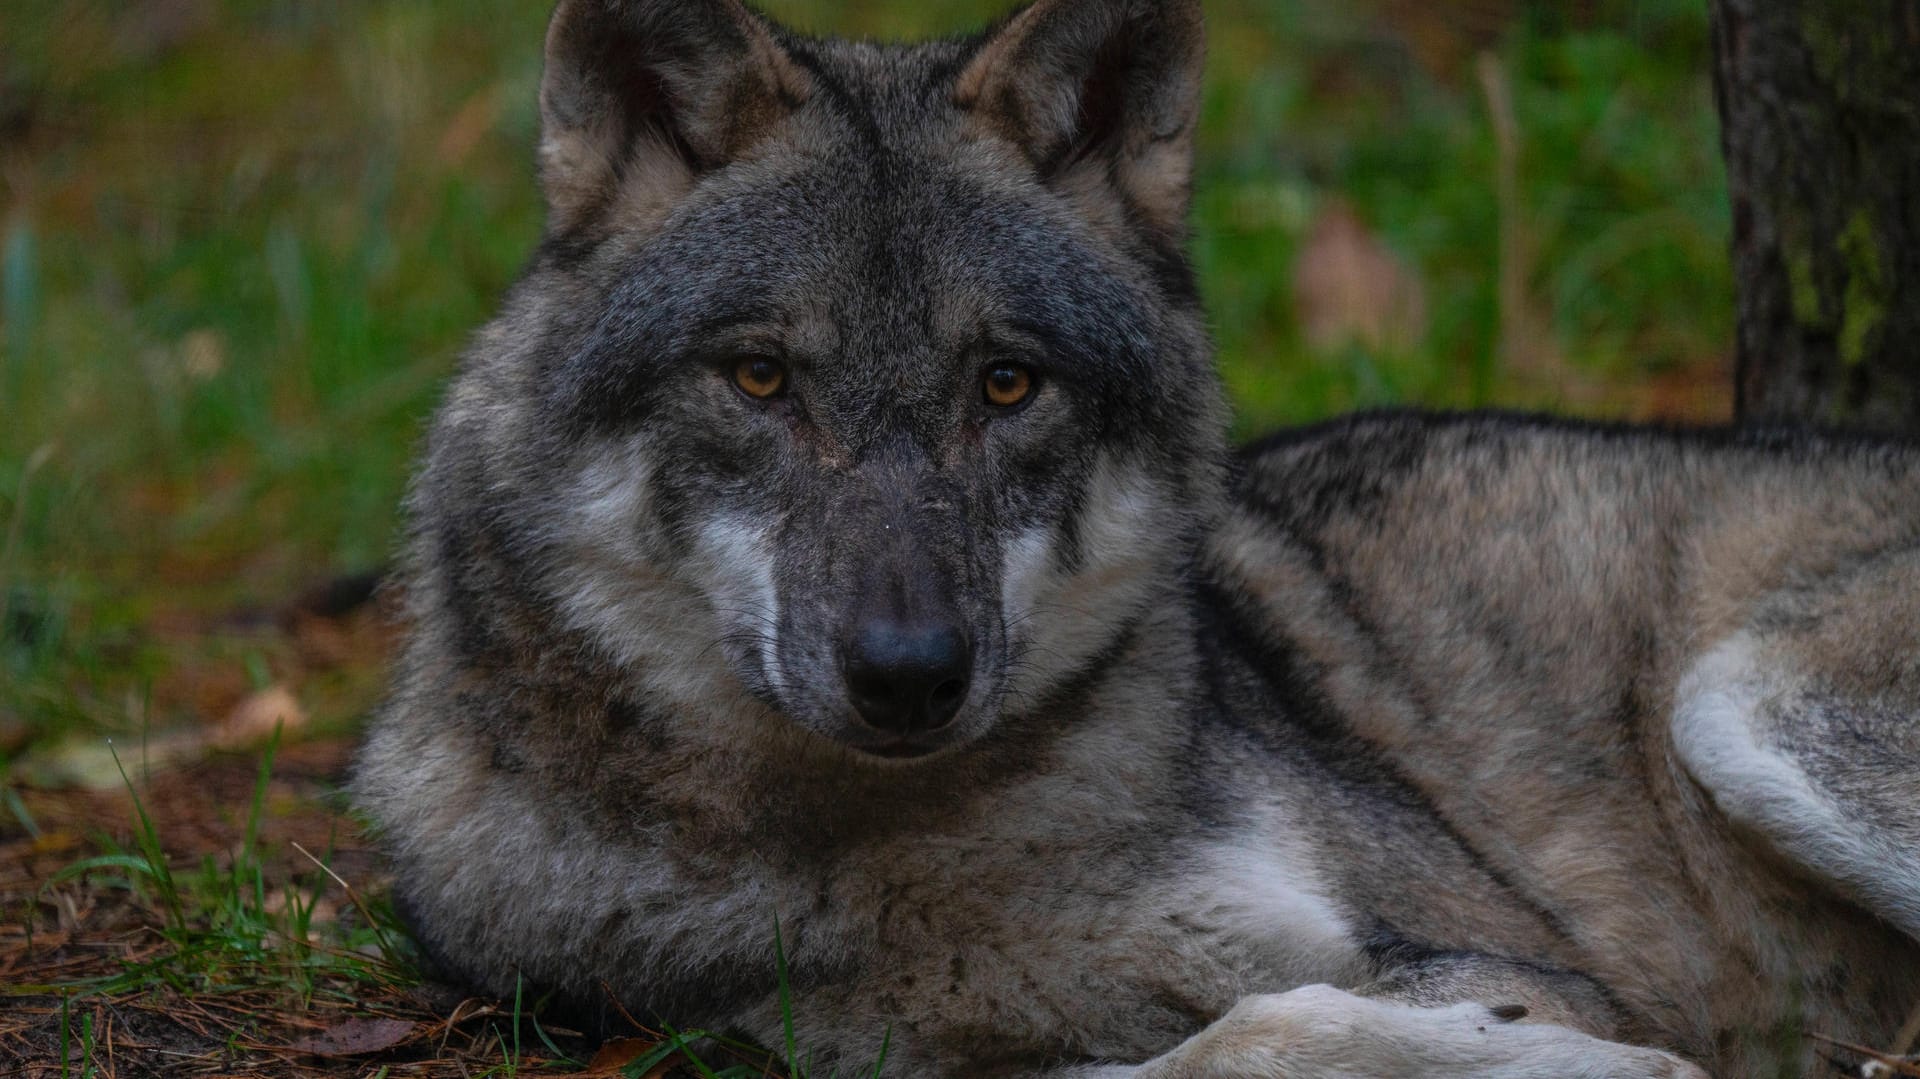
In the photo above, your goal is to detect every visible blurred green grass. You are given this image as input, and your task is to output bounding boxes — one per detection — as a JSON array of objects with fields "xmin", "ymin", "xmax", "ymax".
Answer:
[{"xmin": 0, "ymin": 0, "xmax": 1733, "ymax": 750}]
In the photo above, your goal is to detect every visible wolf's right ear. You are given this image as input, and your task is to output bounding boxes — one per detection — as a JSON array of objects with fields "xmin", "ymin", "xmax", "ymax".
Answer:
[
  {"xmin": 954, "ymin": 0, "xmax": 1204, "ymax": 238},
  {"xmin": 538, "ymin": 0, "xmax": 810, "ymax": 234}
]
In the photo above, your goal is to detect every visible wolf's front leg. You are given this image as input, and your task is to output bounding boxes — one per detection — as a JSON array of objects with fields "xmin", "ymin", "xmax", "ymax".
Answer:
[{"xmin": 1105, "ymin": 985, "xmax": 1706, "ymax": 1079}]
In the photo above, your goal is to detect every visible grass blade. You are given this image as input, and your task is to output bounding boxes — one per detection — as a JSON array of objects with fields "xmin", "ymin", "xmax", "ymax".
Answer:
[
  {"xmin": 107, "ymin": 741, "xmax": 183, "ymax": 928},
  {"xmin": 774, "ymin": 915, "xmax": 797, "ymax": 1073}
]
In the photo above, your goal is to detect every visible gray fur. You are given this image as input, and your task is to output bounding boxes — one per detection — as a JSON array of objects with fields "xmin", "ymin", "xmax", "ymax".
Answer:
[{"xmin": 356, "ymin": 2, "xmax": 1920, "ymax": 1076}]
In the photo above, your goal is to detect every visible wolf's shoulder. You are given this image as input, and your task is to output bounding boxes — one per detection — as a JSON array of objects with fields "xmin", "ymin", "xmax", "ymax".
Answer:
[
  {"xmin": 1231, "ymin": 406, "xmax": 1900, "ymax": 476},
  {"xmin": 1230, "ymin": 407, "xmax": 1917, "ymax": 530}
]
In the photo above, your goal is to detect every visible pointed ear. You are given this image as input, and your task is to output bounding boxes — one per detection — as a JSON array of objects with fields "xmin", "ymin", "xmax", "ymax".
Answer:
[
  {"xmin": 954, "ymin": 0, "xmax": 1204, "ymax": 237},
  {"xmin": 538, "ymin": 0, "xmax": 810, "ymax": 233}
]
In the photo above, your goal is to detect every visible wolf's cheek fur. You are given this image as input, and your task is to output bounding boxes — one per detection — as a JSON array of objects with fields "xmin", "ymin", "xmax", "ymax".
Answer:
[
  {"xmin": 1000, "ymin": 454, "xmax": 1180, "ymax": 708},
  {"xmin": 543, "ymin": 447, "xmax": 802, "ymax": 721},
  {"xmin": 541, "ymin": 441, "xmax": 750, "ymax": 713},
  {"xmin": 539, "ymin": 434, "xmax": 1177, "ymax": 744},
  {"xmin": 687, "ymin": 513, "xmax": 785, "ymax": 696}
]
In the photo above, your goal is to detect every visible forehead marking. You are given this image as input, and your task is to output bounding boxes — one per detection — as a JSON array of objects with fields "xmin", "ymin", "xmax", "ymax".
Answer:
[{"xmin": 780, "ymin": 41, "xmax": 889, "ymax": 160}]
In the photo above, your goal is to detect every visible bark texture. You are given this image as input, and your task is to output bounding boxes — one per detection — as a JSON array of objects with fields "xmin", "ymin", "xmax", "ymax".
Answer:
[{"xmin": 1710, "ymin": 0, "xmax": 1920, "ymax": 434}]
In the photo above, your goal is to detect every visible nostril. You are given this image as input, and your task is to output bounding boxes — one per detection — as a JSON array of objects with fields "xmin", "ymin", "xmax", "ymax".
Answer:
[
  {"xmin": 925, "ymin": 677, "xmax": 967, "ymax": 726},
  {"xmin": 841, "ymin": 619, "xmax": 972, "ymax": 734}
]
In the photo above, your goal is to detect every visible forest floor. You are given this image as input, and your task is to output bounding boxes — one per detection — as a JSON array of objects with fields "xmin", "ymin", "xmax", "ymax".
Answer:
[{"xmin": 2, "ymin": 589, "xmax": 779, "ymax": 1077}]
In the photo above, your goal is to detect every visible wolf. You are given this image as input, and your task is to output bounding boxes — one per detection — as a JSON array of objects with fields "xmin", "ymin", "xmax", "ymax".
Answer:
[{"xmin": 354, "ymin": 0, "xmax": 1920, "ymax": 1075}]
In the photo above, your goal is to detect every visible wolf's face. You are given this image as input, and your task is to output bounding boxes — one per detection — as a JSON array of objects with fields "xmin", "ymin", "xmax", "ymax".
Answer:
[{"xmin": 422, "ymin": 0, "xmax": 1223, "ymax": 760}]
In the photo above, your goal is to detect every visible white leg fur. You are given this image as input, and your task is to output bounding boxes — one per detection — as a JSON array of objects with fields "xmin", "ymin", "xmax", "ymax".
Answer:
[
  {"xmin": 1129, "ymin": 985, "xmax": 1707, "ymax": 1079},
  {"xmin": 1672, "ymin": 637, "xmax": 1920, "ymax": 940}
]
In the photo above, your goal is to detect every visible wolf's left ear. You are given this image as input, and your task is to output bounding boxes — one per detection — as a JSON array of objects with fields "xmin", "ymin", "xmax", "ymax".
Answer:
[
  {"xmin": 954, "ymin": 0, "xmax": 1204, "ymax": 236},
  {"xmin": 539, "ymin": 0, "xmax": 810, "ymax": 234}
]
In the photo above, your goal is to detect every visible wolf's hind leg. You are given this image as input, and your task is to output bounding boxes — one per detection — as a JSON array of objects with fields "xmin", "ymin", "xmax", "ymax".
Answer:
[{"xmin": 1672, "ymin": 562, "xmax": 1920, "ymax": 940}]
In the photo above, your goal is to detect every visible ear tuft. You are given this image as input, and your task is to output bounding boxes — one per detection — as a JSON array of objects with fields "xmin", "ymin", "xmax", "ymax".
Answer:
[
  {"xmin": 955, "ymin": 0, "xmax": 1204, "ymax": 236},
  {"xmin": 539, "ymin": 0, "xmax": 810, "ymax": 234}
]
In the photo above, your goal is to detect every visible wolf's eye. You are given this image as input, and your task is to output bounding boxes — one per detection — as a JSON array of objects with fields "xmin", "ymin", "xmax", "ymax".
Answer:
[
  {"xmin": 733, "ymin": 357, "xmax": 787, "ymax": 399},
  {"xmin": 982, "ymin": 364, "xmax": 1035, "ymax": 409}
]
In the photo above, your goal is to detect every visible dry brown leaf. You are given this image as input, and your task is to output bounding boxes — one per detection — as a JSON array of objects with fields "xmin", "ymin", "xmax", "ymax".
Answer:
[
  {"xmin": 1292, "ymin": 199, "xmax": 1428, "ymax": 355},
  {"xmin": 17, "ymin": 685, "xmax": 309, "ymax": 789},
  {"xmin": 585, "ymin": 1036, "xmax": 665, "ymax": 1075},
  {"xmin": 215, "ymin": 685, "xmax": 307, "ymax": 747},
  {"xmin": 286, "ymin": 1017, "xmax": 417, "ymax": 1057},
  {"xmin": 30, "ymin": 830, "xmax": 82, "ymax": 856}
]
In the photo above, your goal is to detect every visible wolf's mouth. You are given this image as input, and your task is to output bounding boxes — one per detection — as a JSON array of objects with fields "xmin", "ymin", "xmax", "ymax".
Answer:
[{"xmin": 856, "ymin": 738, "xmax": 946, "ymax": 761}]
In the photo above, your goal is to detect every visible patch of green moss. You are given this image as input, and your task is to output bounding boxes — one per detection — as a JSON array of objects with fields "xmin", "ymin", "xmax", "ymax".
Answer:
[
  {"xmin": 1837, "ymin": 208, "xmax": 1889, "ymax": 367},
  {"xmin": 1783, "ymin": 228, "xmax": 1828, "ymax": 330}
]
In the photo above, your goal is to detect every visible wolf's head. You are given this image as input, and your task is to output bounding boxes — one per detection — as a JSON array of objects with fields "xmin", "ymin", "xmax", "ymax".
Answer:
[{"xmin": 414, "ymin": 0, "xmax": 1225, "ymax": 762}]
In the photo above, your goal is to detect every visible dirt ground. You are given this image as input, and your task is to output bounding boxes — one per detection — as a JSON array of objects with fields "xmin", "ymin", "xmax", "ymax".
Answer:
[{"xmin": 0, "ymin": 591, "xmax": 733, "ymax": 1077}]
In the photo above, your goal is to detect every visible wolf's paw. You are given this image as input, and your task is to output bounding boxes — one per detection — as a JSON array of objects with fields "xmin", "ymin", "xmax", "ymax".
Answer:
[{"xmin": 1137, "ymin": 984, "xmax": 1709, "ymax": 1079}]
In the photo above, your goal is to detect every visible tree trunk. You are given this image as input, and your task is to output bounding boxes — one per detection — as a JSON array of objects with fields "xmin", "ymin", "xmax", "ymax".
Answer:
[{"xmin": 1709, "ymin": 0, "xmax": 1920, "ymax": 434}]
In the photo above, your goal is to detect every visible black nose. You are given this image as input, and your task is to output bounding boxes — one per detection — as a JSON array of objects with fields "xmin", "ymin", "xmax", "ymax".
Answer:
[{"xmin": 842, "ymin": 620, "xmax": 971, "ymax": 734}]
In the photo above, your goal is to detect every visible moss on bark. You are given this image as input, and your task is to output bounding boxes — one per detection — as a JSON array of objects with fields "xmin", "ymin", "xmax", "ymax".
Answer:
[{"xmin": 1711, "ymin": 0, "xmax": 1920, "ymax": 433}]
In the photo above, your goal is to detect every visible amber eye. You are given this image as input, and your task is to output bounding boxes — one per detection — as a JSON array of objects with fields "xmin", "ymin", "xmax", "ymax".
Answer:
[
  {"xmin": 982, "ymin": 364, "xmax": 1035, "ymax": 409},
  {"xmin": 733, "ymin": 357, "xmax": 786, "ymax": 399}
]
